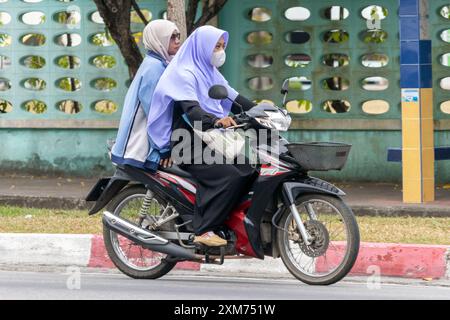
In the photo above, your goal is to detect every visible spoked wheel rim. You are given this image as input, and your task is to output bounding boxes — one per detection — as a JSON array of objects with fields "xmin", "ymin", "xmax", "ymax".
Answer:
[
  {"xmin": 282, "ymin": 199, "xmax": 352, "ymax": 278},
  {"xmin": 109, "ymin": 193, "xmax": 168, "ymax": 271}
]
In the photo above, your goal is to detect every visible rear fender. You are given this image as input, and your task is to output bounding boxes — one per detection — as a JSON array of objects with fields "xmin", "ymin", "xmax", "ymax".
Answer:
[
  {"xmin": 85, "ymin": 178, "xmax": 111, "ymax": 202},
  {"xmin": 86, "ymin": 168, "xmax": 136, "ymax": 215}
]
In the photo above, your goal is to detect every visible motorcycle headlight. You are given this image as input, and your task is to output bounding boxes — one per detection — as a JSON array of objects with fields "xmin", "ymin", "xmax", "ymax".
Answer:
[
  {"xmin": 264, "ymin": 111, "xmax": 291, "ymax": 131},
  {"xmin": 254, "ymin": 116, "xmax": 275, "ymax": 129}
]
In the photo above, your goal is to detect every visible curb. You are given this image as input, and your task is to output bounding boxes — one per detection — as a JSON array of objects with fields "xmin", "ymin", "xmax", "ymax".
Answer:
[
  {"xmin": 350, "ymin": 205, "xmax": 450, "ymax": 218},
  {"xmin": 0, "ymin": 195, "xmax": 88, "ymax": 210},
  {"xmin": 88, "ymin": 235, "xmax": 200, "ymax": 271},
  {"xmin": 0, "ymin": 233, "xmax": 448, "ymax": 280},
  {"xmin": 2, "ymin": 195, "xmax": 450, "ymax": 217}
]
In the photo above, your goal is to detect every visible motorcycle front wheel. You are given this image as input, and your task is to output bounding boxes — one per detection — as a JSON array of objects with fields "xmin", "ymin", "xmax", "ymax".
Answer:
[{"xmin": 277, "ymin": 194, "xmax": 360, "ymax": 285}]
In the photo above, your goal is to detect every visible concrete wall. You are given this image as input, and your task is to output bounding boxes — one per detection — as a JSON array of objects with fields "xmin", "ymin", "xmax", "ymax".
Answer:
[{"xmin": 0, "ymin": 129, "xmax": 116, "ymax": 177}]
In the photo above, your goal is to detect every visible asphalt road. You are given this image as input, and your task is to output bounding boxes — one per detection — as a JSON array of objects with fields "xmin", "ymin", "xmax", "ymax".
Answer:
[{"xmin": 0, "ymin": 269, "xmax": 448, "ymax": 300}]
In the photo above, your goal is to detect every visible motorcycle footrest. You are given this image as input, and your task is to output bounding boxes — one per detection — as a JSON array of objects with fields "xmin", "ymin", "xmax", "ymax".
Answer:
[{"xmin": 197, "ymin": 245, "xmax": 226, "ymax": 265}]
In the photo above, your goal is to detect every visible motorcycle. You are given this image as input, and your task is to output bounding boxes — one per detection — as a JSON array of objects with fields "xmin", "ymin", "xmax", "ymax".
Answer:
[{"xmin": 86, "ymin": 80, "xmax": 360, "ymax": 285}]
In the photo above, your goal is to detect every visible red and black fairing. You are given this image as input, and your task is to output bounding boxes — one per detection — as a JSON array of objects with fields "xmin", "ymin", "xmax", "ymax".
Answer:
[
  {"xmin": 119, "ymin": 165, "xmax": 196, "ymax": 219},
  {"xmin": 224, "ymin": 192, "xmax": 254, "ymax": 256},
  {"xmin": 155, "ymin": 171, "xmax": 197, "ymax": 206},
  {"xmin": 227, "ymin": 162, "xmax": 298, "ymax": 259}
]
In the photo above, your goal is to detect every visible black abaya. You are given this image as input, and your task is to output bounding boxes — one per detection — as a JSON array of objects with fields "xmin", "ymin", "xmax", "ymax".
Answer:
[
  {"xmin": 171, "ymin": 96, "xmax": 257, "ymax": 235},
  {"xmin": 183, "ymin": 163, "xmax": 255, "ymax": 235}
]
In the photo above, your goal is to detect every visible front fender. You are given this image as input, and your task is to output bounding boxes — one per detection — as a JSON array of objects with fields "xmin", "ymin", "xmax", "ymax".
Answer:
[{"xmin": 282, "ymin": 177, "xmax": 345, "ymax": 206}]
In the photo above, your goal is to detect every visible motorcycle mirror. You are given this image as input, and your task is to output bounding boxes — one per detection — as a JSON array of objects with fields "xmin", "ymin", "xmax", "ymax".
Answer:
[
  {"xmin": 281, "ymin": 79, "xmax": 289, "ymax": 95},
  {"xmin": 208, "ymin": 85, "xmax": 228, "ymax": 100}
]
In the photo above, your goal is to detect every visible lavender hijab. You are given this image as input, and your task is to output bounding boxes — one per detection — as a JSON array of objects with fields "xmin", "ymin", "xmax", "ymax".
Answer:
[{"xmin": 147, "ymin": 25, "xmax": 238, "ymax": 150}]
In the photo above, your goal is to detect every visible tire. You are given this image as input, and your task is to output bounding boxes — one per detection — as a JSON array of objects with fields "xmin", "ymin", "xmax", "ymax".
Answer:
[
  {"xmin": 103, "ymin": 185, "xmax": 177, "ymax": 279},
  {"xmin": 276, "ymin": 194, "xmax": 360, "ymax": 285}
]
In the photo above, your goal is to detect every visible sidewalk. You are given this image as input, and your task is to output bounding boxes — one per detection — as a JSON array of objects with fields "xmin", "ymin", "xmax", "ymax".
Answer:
[{"xmin": 0, "ymin": 174, "xmax": 449, "ymax": 216}]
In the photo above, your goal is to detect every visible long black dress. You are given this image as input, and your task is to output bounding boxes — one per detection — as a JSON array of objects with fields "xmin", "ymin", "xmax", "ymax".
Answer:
[{"xmin": 171, "ymin": 96, "xmax": 257, "ymax": 235}]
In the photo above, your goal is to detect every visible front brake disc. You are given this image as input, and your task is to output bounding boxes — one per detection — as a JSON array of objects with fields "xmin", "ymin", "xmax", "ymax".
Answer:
[{"xmin": 294, "ymin": 220, "xmax": 330, "ymax": 258}]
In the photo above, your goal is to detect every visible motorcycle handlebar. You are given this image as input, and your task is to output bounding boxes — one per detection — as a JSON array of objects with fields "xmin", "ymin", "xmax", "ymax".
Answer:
[{"xmin": 214, "ymin": 114, "xmax": 248, "ymax": 129}]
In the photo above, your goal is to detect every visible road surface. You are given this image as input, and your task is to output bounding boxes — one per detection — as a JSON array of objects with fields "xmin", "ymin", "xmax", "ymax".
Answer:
[{"xmin": 0, "ymin": 269, "xmax": 448, "ymax": 300}]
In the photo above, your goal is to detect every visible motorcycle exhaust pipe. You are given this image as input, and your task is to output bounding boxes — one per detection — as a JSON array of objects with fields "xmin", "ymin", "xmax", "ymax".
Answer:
[{"xmin": 102, "ymin": 211, "xmax": 196, "ymax": 260}]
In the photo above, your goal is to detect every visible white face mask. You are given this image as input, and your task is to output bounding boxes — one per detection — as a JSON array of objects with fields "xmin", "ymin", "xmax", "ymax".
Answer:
[{"xmin": 211, "ymin": 50, "xmax": 226, "ymax": 68}]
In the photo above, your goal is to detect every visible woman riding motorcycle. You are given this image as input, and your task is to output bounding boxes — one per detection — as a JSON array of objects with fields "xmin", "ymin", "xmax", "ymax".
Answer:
[{"xmin": 147, "ymin": 26, "xmax": 257, "ymax": 247}]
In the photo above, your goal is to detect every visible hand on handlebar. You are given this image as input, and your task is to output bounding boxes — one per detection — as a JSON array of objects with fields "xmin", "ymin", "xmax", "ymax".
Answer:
[{"xmin": 214, "ymin": 116, "xmax": 237, "ymax": 129}]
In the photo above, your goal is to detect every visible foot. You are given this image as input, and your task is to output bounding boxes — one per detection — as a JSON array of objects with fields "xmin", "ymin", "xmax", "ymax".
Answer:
[{"xmin": 193, "ymin": 231, "xmax": 227, "ymax": 247}]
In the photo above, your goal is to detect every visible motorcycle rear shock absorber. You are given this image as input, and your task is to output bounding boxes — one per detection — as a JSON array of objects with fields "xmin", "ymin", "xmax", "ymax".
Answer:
[{"xmin": 138, "ymin": 189, "xmax": 155, "ymax": 225}]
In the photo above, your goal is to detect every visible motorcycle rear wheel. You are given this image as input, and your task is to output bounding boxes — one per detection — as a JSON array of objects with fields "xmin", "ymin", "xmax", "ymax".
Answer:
[
  {"xmin": 277, "ymin": 194, "xmax": 360, "ymax": 285},
  {"xmin": 103, "ymin": 185, "xmax": 177, "ymax": 279}
]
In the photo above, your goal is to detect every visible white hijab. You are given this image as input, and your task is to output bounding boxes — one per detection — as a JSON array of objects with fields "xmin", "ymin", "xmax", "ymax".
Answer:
[{"xmin": 143, "ymin": 19, "xmax": 179, "ymax": 63}]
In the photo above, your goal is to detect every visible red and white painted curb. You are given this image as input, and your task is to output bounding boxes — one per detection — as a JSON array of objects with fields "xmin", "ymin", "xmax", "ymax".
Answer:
[
  {"xmin": 88, "ymin": 235, "xmax": 200, "ymax": 271},
  {"xmin": 0, "ymin": 233, "xmax": 448, "ymax": 280}
]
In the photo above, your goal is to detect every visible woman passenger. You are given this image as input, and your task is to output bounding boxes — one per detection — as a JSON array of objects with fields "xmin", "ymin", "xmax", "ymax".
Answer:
[{"xmin": 111, "ymin": 20, "xmax": 181, "ymax": 171}]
